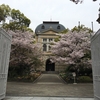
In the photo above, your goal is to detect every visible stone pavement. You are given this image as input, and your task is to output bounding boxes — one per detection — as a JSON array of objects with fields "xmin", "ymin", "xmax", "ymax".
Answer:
[
  {"xmin": 5, "ymin": 96, "xmax": 94, "ymax": 100},
  {"xmin": 5, "ymin": 73, "xmax": 94, "ymax": 100}
]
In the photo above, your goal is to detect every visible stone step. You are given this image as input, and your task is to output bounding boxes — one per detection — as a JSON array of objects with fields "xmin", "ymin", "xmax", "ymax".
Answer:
[{"xmin": 42, "ymin": 71, "xmax": 59, "ymax": 74}]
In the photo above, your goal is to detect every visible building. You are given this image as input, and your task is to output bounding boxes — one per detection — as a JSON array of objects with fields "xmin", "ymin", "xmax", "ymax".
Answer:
[{"xmin": 35, "ymin": 21, "xmax": 66, "ymax": 72}]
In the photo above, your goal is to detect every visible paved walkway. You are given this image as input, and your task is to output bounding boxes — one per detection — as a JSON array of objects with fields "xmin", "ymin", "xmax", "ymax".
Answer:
[
  {"xmin": 5, "ymin": 73, "xmax": 94, "ymax": 100},
  {"xmin": 5, "ymin": 96, "xmax": 94, "ymax": 100}
]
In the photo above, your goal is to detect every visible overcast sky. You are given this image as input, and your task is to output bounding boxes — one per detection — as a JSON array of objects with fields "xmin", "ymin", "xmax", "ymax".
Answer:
[{"xmin": 0, "ymin": 0, "xmax": 100, "ymax": 32}]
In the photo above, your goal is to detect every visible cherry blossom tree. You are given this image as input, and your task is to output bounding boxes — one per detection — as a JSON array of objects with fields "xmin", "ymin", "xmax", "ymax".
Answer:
[
  {"xmin": 7, "ymin": 30, "xmax": 43, "ymax": 78},
  {"xmin": 51, "ymin": 30, "xmax": 91, "ymax": 75}
]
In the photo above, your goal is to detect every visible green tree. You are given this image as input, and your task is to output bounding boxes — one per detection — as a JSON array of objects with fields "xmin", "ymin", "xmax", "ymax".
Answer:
[
  {"xmin": 11, "ymin": 9, "xmax": 30, "ymax": 30},
  {"xmin": 0, "ymin": 4, "xmax": 33, "ymax": 32},
  {"xmin": 0, "ymin": 4, "xmax": 11, "ymax": 22},
  {"xmin": 3, "ymin": 9, "xmax": 31, "ymax": 32},
  {"xmin": 61, "ymin": 28, "xmax": 69, "ymax": 34},
  {"xmin": 71, "ymin": 25, "xmax": 93, "ymax": 33}
]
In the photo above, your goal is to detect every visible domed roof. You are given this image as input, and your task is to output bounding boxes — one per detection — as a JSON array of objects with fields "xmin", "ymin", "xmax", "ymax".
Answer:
[{"xmin": 35, "ymin": 21, "xmax": 66, "ymax": 35}]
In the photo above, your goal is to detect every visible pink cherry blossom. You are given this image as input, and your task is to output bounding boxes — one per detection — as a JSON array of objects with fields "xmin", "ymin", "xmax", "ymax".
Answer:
[
  {"xmin": 51, "ymin": 30, "xmax": 91, "ymax": 69},
  {"xmin": 7, "ymin": 30, "xmax": 43, "ymax": 72}
]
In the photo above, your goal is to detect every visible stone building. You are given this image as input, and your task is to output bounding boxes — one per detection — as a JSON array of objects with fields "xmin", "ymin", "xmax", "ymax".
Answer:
[{"xmin": 35, "ymin": 21, "xmax": 66, "ymax": 72}]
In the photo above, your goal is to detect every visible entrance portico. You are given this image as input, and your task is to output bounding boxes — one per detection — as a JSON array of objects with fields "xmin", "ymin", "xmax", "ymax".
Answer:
[{"xmin": 46, "ymin": 58, "xmax": 55, "ymax": 71}]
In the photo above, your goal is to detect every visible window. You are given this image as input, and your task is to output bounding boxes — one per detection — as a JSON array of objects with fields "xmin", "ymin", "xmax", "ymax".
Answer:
[
  {"xmin": 41, "ymin": 25, "xmax": 45, "ymax": 29},
  {"xmin": 57, "ymin": 25, "xmax": 60, "ymax": 29},
  {"xmin": 43, "ymin": 44, "xmax": 47, "ymax": 51},
  {"xmin": 43, "ymin": 38, "xmax": 47, "ymax": 42},
  {"xmin": 49, "ymin": 38, "xmax": 53, "ymax": 42}
]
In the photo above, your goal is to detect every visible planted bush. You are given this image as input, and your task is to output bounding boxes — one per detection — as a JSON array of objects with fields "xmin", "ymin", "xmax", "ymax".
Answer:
[{"xmin": 78, "ymin": 76, "xmax": 93, "ymax": 83}]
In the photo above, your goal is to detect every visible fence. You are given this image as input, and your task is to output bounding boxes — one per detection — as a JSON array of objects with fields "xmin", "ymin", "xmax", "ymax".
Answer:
[
  {"xmin": 0, "ymin": 28, "xmax": 12, "ymax": 100},
  {"xmin": 91, "ymin": 29, "xmax": 100, "ymax": 100}
]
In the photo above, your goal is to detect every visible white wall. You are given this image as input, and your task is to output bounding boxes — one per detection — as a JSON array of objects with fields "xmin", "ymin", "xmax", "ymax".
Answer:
[{"xmin": 91, "ymin": 29, "xmax": 100, "ymax": 100}]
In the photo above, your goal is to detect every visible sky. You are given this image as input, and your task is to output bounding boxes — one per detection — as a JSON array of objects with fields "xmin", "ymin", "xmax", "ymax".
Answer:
[{"xmin": 0, "ymin": 0, "xmax": 100, "ymax": 32}]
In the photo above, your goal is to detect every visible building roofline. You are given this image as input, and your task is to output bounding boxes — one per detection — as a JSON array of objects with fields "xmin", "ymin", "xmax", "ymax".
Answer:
[
  {"xmin": 43, "ymin": 21, "xmax": 59, "ymax": 24},
  {"xmin": 35, "ymin": 21, "xmax": 66, "ymax": 34}
]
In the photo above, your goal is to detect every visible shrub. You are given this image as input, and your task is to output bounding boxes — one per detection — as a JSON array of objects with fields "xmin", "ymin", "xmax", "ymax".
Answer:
[
  {"xmin": 8, "ymin": 72, "xmax": 41, "ymax": 82},
  {"xmin": 60, "ymin": 72, "xmax": 74, "ymax": 83},
  {"xmin": 78, "ymin": 76, "xmax": 93, "ymax": 83}
]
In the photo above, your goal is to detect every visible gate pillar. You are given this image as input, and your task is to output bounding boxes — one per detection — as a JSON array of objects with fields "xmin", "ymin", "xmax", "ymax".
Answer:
[
  {"xmin": 91, "ymin": 29, "xmax": 100, "ymax": 100},
  {"xmin": 0, "ymin": 28, "xmax": 12, "ymax": 100}
]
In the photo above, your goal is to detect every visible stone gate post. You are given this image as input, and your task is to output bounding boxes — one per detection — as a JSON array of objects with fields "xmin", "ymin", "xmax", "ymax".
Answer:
[
  {"xmin": 0, "ymin": 28, "xmax": 12, "ymax": 100},
  {"xmin": 91, "ymin": 29, "xmax": 100, "ymax": 100}
]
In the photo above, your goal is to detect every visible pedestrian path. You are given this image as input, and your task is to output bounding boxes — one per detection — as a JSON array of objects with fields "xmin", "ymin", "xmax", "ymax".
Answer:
[
  {"xmin": 5, "ymin": 96, "xmax": 94, "ymax": 100},
  {"xmin": 35, "ymin": 74, "xmax": 64, "ymax": 84},
  {"xmin": 6, "ymin": 73, "xmax": 94, "ymax": 97}
]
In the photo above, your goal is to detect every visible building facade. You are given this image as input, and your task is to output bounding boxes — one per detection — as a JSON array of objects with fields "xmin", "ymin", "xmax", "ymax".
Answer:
[{"xmin": 35, "ymin": 21, "xmax": 66, "ymax": 72}]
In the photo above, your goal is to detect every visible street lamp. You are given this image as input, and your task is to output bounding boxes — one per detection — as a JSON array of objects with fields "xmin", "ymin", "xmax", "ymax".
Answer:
[{"xmin": 72, "ymin": 72, "xmax": 77, "ymax": 84}]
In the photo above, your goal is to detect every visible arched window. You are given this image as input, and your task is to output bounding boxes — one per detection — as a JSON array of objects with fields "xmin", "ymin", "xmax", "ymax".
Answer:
[
  {"xmin": 43, "ymin": 44, "xmax": 47, "ymax": 51},
  {"xmin": 41, "ymin": 25, "xmax": 45, "ymax": 29},
  {"xmin": 57, "ymin": 25, "xmax": 60, "ymax": 29}
]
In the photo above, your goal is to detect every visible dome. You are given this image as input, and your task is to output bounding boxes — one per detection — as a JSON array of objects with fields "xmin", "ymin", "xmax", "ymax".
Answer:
[{"xmin": 35, "ymin": 21, "xmax": 66, "ymax": 35}]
